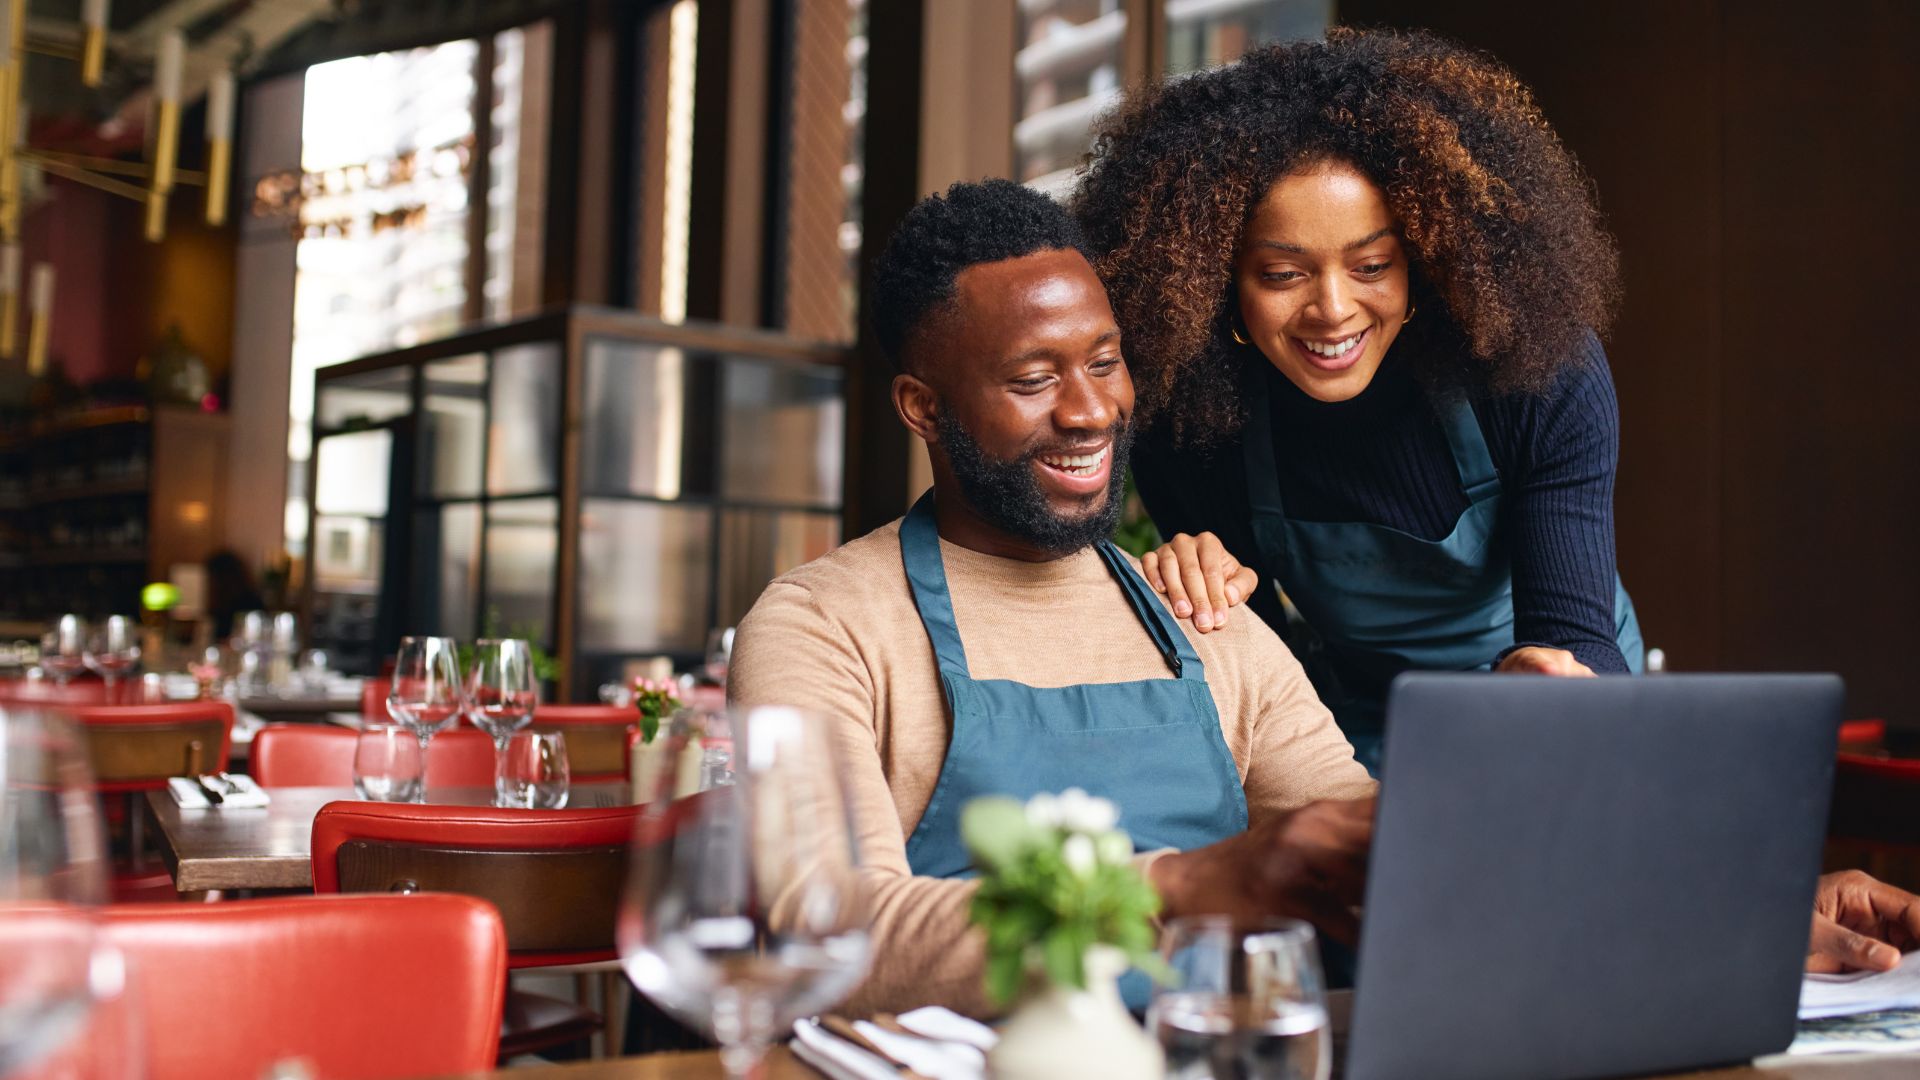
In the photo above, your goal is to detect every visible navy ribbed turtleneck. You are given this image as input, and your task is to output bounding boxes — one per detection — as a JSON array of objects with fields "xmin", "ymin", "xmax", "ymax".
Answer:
[{"xmin": 1131, "ymin": 333, "xmax": 1630, "ymax": 673}]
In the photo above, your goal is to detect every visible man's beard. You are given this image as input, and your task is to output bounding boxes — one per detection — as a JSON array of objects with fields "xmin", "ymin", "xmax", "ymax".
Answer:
[{"xmin": 934, "ymin": 408, "xmax": 1132, "ymax": 556}]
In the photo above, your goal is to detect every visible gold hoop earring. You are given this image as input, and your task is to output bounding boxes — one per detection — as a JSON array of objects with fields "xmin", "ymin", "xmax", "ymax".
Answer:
[
  {"xmin": 1403, "ymin": 303, "xmax": 1418, "ymax": 326},
  {"xmin": 1230, "ymin": 315, "xmax": 1252, "ymax": 346}
]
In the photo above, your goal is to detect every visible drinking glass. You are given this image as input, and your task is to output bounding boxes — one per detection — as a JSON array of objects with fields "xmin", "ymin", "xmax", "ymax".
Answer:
[
  {"xmin": 37, "ymin": 616, "xmax": 88, "ymax": 687},
  {"xmin": 1149, "ymin": 917, "xmax": 1331, "ymax": 1080},
  {"xmin": 498, "ymin": 731, "xmax": 569, "ymax": 809},
  {"xmin": 82, "ymin": 616, "xmax": 142, "ymax": 697},
  {"xmin": 386, "ymin": 636, "xmax": 464, "ymax": 799},
  {"xmin": 702, "ymin": 627, "xmax": 735, "ymax": 685},
  {"xmin": 352, "ymin": 724, "xmax": 425, "ymax": 803},
  {"xmin": 618, "ymin": 706, "xmax": 870, "ymax": 1079},
  {"xmin": 465, "ymin": 639, "xmax": 539, "ymax": 807},
  {"xmin": 0, "ymin": 707, "xmax": 109, "ymax": 1076}
]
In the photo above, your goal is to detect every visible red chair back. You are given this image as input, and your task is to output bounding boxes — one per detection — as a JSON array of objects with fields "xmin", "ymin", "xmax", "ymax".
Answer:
[
  {"xmin": 533, "ymin": 704, "xmax": 638, "ymax": 781},
  {"xmin": 252, "ymin": 725, "xmax": 497, "ymax": 788},
  {"xmin": 56, "ymin": 702, "xmax": 234, "ymax": 793},
  {"xmin": 98, "ymin": 894, "xmax": 505, "ymax": 1079},
  {"xmin": 311, "ymin": 800, "xmax": 640, "ymax": 967}
]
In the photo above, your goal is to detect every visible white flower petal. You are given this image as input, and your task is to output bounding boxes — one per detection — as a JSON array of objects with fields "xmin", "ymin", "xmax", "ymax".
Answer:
[{"xmin": 1063, "ymin": 833, "xmax": 1097, "ymax": 877}]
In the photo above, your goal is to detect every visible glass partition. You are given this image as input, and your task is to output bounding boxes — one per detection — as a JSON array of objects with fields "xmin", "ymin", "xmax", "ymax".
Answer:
[{"xmin": 308, "ymin": 308, "xmax": 847, "ymax": 695}]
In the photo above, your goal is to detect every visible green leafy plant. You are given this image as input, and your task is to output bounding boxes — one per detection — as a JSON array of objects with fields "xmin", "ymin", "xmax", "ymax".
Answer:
[
  {"xmin": 629, "ymin": 677, "xmax": 681, "ymax": 744},
  {"xmin": 962, "ymin": 789, "xmax": 1169, "ymax": 1006},
  {"xmin": 455, "ymin": 607, "xmax": 561, "ymax": 684}
]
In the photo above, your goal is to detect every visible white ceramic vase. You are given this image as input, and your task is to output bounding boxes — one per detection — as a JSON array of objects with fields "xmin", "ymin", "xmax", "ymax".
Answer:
[{"xmin": 987, "ymin": 944, "xmax": 1163, "ymax": 1080}]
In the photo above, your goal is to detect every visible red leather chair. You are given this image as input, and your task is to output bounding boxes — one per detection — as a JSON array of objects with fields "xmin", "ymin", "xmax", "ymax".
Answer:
[
  {"xmin": 252, "ymin": 724, "xmax": 497, "ymax": 788},
  {"xmin": 533, "ymin": 704, "xmax": 640, "ymax": 782},
  {"xmin": 1838, "ymin": 718, "xmax": 1888, "ymax": 751},
  {"xmin": 55, "ymin": 702, "xmax": 235, "ymax": 902},
  {"xmin": 311, "ymin": 800, "xmax": 643, "ymax": 1058},
  {"xmin": 1828, "ymin": 752, "xmax": 1920, "ymax": 892},
  {"xmin": 97, "ymin": 894, "xmax": 506, "ymax": 1079}
]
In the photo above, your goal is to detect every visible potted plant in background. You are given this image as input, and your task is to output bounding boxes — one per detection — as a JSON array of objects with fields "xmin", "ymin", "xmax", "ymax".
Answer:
[{"xmin": 962, "ymin": 789, "xmax": 1167, "ymax": 1080}]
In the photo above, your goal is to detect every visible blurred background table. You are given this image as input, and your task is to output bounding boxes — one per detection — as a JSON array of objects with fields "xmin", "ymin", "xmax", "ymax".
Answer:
[{"xmin": 144, "ymin": 781, "xmax": 633, "ymax": 892}]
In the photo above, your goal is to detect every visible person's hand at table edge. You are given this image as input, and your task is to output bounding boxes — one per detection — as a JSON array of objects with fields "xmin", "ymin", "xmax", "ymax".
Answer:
[
  {"xmin": 1807, "ymin": 869, "xmax": 1920, "ymax": 973},
  {"xmin": 1147, "ymin": 796, "xmax": 1374, "ymax": 943},
  {"xmin": 1140, "ymin": 531, "xmax": 1260, "ymax": 633},
  {"xmin": 1495, "ymin": 646, "xmax": 1596, "ymax": 677}
]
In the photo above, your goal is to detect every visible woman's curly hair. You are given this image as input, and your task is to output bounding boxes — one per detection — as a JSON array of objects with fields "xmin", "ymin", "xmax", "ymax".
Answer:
[{"xmin": 1073, "ymin": 27, "xmax": 1619, "ymax": 444}]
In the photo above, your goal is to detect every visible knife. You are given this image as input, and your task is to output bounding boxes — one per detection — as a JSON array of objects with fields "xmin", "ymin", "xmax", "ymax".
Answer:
[{"xmin": 192, "ymin": 775, "xmax": 225, "ymax": 806}]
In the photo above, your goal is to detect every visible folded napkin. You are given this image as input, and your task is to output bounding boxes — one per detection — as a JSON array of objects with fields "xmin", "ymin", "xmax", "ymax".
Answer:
[
  {"xmin": 167, "ymin": 773, "xmax": 271, "ymax": 809},
  {"xmin": 792, "ymin": 1008, "xmax": 996, "ymax": 1080}
]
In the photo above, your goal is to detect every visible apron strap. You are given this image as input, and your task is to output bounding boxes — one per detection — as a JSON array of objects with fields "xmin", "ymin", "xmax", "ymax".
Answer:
[
  {"xmin": 900, "ymin": 491, "xmax": 973, "ymax": 682},
  {"xmin": 1438, "ymin": 396, "xmax": 1503, "ymax": 502},
  {"xmin": 1095, "ymin": 541, "xmax": 1204, "ymax": 681}
]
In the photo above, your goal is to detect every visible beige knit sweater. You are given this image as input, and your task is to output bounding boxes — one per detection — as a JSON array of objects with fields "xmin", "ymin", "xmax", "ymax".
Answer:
[{"xmin": 729, "ymin": 519, "xmax": 1375, "ymax": 1018}]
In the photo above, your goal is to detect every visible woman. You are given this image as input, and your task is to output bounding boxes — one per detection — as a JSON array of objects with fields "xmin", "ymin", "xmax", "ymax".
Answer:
[{"xmin": 1074, "ymin": 29, "xmax": 1641, "ymax": 770}]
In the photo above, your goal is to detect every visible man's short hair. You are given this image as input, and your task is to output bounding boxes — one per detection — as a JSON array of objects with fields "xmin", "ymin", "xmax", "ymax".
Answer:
[{"xmin": 869, "ymin": 178, "xmax": 1092, "ymax": 371}]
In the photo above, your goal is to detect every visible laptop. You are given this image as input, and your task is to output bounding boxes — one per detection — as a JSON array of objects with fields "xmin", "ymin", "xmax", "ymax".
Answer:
[{"xmin": 1345, "ymin": 673, "xmax": 1842, "ymax": 1080}]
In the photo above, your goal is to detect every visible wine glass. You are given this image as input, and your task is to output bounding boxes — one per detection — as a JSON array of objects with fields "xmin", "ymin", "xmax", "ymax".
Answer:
[
  {"xmin": 385, "ymin": 636, "xmax": 464, "ymax": 802},
  {"xmin": 0, "ymin": 707, "xmax": 109, "ymax": 1075},
  {"xmin": 499, "ymin": 731, "xmax": 569, "ymax": 809},
  {"xmin": 1148, "ymin": 917, "xmax": 1331, "ymax": 1080},
  {"xmin": 464, "ymin": 639, "xmax": 538, "ymax": 807},
  {"xmin": 82, "ymin": 617, "xmax": 142, "ymax": 698},
  {"xmin": 702, "ymin": 627, "xmax": 735, "ymax": 686},
  {"xmin": 618, "ymin": 705, "xmax": 870, "ymax": 1078},
  {"xmin": 37, "ymin": 616, "xmax": 88, "ymax": 687}
]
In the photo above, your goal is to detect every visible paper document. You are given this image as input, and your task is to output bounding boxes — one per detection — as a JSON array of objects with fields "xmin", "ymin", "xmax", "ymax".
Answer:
[{"xmin": 1800, "ymin": 951, "xmax": 1920, "ymax": 1019}]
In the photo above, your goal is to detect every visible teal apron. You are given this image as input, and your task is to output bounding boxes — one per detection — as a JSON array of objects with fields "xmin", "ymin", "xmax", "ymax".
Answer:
[
  {"xmin": 1241, "ymin": 364, "xmax": 1644, "ymax": 776},
  {"xmin": 899, "ymin": 493, "xmax": 1248, "ymax": 1004}
]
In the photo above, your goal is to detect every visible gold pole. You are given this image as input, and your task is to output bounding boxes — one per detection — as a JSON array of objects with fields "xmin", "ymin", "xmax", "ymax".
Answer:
[
  {"xmin": 24, "ymin": 262, "xmax": 48, "ymax": 377},
  {"xmin": 80, "ymin": 27, "xmax": 105, "ymax": 86},
  {"xmin": 146, "ymin": 99, "xmax": 179, "ymax": 242},
  {"xmin": 0, "ymin": 242, "xmax": 17, "ymax": 361},
  {"xmin": 205, "ymin": 138, "xmax": 229, "ymax": 226}
]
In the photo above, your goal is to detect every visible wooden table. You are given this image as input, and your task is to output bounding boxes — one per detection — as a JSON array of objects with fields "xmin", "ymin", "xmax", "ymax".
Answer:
[
  {"xmin": 445, "ymin": 1046, "xmax": 1920, "ymax": 1079},
  {"xmin": 143, "ymin": 782, "xmax": 633, "ymax": 892}
]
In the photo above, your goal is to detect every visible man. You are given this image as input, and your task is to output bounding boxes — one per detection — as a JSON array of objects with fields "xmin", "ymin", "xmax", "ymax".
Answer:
[{"xmin": 730, "ymin": 180, "xmax": 1920, "ymax": 1018}]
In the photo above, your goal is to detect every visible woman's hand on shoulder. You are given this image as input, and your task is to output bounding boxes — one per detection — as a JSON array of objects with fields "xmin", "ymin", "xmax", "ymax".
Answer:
[
  {"xmin": 1141, "ymin": 532, "xmax": 1260, "ymax": 633},
  {"xmin": 1495, "ymin": 646, "xmax": 1596, "ymax": 677}
]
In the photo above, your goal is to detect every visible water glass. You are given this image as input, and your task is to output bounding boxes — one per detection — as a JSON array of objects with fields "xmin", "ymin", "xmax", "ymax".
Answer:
[
  {"xmin": 387, "ymin": 636, "xmax": 464, "ymax": 797},
  {"xmin": 498, "ymin": 730, "xmax": 569, "ymax": 809},
  {"xmin": 1149, "ymin": 917, "xmax": 1332, "ymax": 1080},
  {"xmin": 618, "ymin": 706, "xmax": 869, "ymax": 1078},
  {"xmin": 83, "ymin": 616, "xmax": 142, "ymax": 695},
  {"xmin": 38, "ymin": 616, "xmax": 89, "ymax": 686},
  {"xmin": 352, "ymin": 724, "xmax": 425, "ymax": 803},
  {"xmin": 466, "ymin": 639, "xmax": 539, "ymax": 807}
]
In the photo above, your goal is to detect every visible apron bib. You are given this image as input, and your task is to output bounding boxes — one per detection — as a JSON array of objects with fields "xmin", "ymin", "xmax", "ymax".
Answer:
[{"xmin": 1240, "ymin": 364, "xmax": 1644, "ymax": 774}]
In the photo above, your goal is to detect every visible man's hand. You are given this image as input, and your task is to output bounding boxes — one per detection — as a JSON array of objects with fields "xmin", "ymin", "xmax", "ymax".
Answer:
[
  {"xmin": 1140, "ymin": 531, "xmax": 1261, "ymax": 633},
  {"xmin": 1807, "ymin": 869, "xmax": 1920, "ymax": 973},
  {"xmin": 1149, "ymin": 797, "xmax": 1375, "ymax": 944},
  {"xmin": 1495, "ymin": 646, "xmax": 1595, "ymax": 677}
]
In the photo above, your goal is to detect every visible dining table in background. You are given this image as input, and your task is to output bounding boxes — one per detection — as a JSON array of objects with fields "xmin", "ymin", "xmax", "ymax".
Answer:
[{"xmin": 143, "ymin": 781, "xmax": 634, "ymax": 892}]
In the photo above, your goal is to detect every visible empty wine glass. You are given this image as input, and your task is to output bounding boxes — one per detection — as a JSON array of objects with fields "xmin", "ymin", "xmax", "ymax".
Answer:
[
  {"xmin": 352, "ymin": 724, "xmax": 425, "ymax": 804},
  {"xmin": 0, "ymin": 707, "xmax": 109, "ymax": 1075},
  {"xmin": 618, "ymin": 705, "xmax": 870, "ymax": 1078},
  {"xmin": 386, "ymin": 636, "xmax": 463, "ymax": 801},
  {"xmin": 1149, "ymin": 917, "xmax": 1331, "ymax": 1080},
  {"xmin": 499, "ymin": 731, "xmax": 569, "ymax": 809},
  {"xmin": 82, "ymin": 617, "xmax": 141, "ymax": 697},
  {"xmin": 465, "ymin": 639, "xmax": 538, "ymax": 807},
  {"xmin": 37, "ymin": 617, "xmax": 88, "ymax": 687},
  {"xmin": 702, "ymin": 627, "xmax": 735, "ymax": 686}
]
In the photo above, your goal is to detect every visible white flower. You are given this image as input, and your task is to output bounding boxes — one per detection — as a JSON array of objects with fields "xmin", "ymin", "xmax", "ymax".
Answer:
[
  {"xmin": 1055, "ymin": 787, "xmax": 1119, "ymax": 834},
  {"xmin": 1063, "ymin": 833, "xmax": 1097, "ymax": 877},
  {"xmin": 1095, "ymin": 830, "xmax": 1132, "ymax": 866},
  {"xmin": 1024, "ymin": 792, "xmax": 1063, "ymax": 829}
]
